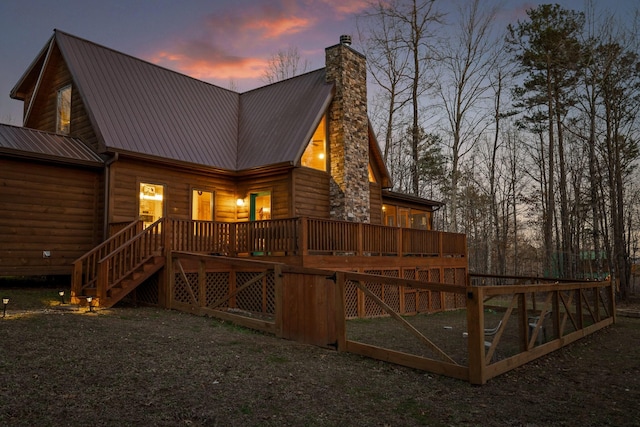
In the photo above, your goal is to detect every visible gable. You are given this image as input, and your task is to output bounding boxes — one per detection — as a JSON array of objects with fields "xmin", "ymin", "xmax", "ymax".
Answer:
[
  {"xmin": 238, "ymin": 69, "xmax": 333, "ymax": 170},
  {"xmin": 54, "ymin": 30, "xmax": 240, "ymax": 169}
]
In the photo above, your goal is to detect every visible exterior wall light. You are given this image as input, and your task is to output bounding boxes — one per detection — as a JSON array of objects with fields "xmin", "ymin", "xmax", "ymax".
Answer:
[
  {"xmin": 2, "ymin": 297, "xmax": 8, "ymax": 317},
  {"xmin": 236, "ymin": 198, "xmax": 245, "ymax": 207}
]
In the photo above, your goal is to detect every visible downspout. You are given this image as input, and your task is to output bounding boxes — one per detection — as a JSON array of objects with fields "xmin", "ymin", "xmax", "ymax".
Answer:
[{"xmin": 103, "ymin": 152, "xmax": 118, "ymax": 239}]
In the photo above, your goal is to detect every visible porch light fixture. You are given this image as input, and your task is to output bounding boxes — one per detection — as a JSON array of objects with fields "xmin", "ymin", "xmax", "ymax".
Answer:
[
  {"xmin": 58, "ymin": 290, "xmax": 65, "ymax": 304},
  {"xmin": 2, "ymin": 297, "xmax": 8, "ymax": 318},
  {"xmin": 236, "ymin": 198, "xmax": 244, "ymax": 207},
  {"xmin": 86, "ymin": 296, "xmax": 93, "ymax": 312}
]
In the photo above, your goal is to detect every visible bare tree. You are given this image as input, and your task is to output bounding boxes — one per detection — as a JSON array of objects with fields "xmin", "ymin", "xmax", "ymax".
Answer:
[
  {"xmin": 357, "ymin": 2, "xmax": 412, "ymax": 163},
  {"xmin": 261, "ymin": 46, "xmax": 310, "ymax": 84},
  {"xmin": 362, "ymin": 0, "xmax": 443, "ymax": 196},
  {"xmin": 434, "ymin": 0, "xmax": 501, "ymax": 232}
]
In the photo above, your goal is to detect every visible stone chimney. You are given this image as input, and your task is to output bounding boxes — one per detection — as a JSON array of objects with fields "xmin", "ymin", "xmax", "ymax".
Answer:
[{"xmin": 325, "ymin": 35, "xmax": 370, "ymax": 223}]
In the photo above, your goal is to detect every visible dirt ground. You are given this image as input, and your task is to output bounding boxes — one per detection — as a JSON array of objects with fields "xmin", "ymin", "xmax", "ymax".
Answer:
[{"xmin": 0, "ymin": 292, "xmax": 638, "ymax": 426}]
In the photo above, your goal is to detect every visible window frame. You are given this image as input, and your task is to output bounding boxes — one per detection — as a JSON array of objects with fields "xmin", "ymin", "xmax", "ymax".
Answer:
[{"xmin": 56, "ymin": 84, "xmax": 72, "ymax": 135}]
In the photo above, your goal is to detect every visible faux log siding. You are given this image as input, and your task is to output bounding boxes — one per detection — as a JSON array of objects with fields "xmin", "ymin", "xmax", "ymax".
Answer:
[
  {"xmin": 22, "ymin": 45, "xmax": 100, "ymax": 150},
  {"xmin": 237, "ymin": 172, "xmax": 292, "ymax": 220},
  {"xmin": 25, "ymin": 45, "xmax": 68, "ymax": 133},
  {"xmin": 0, "ymin": 158, "xmax": 103, "ymax": 275},
  {"xmin": 369, "ymin": 182, "xmax": 382, "ymax": 225},
  {"xmin": 292, "ymin": 168, "xmax": 330, "ymax": 218},
  {"xmin": 109, "ymin": 158, "xmax": 237, "ymax": 223}
]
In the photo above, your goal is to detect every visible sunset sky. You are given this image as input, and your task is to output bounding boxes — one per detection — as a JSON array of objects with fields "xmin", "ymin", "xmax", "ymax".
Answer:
[{"xmin": 0, "ymin": 0, "xmax": 635, "ymax": 126}]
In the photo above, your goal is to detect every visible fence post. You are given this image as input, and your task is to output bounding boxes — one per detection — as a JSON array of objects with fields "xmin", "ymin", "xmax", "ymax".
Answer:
[
  {"xmin": 467, "ymin": 286, "xmax": 486, "ymax": 384},
  {"xmin": 609, "ymin": 280, "xmax": 617, "ymax": 323},
  {"xmin": 334, "ymin": 271, "xmax": 347, "ymax": 351}
]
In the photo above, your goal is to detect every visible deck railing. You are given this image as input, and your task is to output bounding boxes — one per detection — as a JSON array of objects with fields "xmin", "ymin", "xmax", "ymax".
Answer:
[
  {"xmin": 167, "ymin": 217, "xmax": 465, "ymax": 258},
  {"xmin": 96, "ymin": 218, "xmax": 164, "ymax": 300},
  {"xmin": 72, "ymin": 220, "xmax": 143, "ymax": 298},
  {"xmin": 73, "ymin": 216, "xmax": 466, "ymax": 304}
]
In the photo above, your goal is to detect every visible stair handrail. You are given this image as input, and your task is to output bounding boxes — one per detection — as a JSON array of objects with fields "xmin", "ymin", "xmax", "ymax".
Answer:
[
  {"xmin": 96, "ymin": 218, "xmax": 165, "ymax": 301},
  {"xmin": 72, "ymin": 219, "xmax": 143, "ymax": 299}
]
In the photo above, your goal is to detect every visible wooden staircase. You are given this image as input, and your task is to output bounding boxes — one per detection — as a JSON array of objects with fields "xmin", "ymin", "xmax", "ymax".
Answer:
[{"xmin": 71, "ymin": 218, "xmax": 166, "ymax": 308}]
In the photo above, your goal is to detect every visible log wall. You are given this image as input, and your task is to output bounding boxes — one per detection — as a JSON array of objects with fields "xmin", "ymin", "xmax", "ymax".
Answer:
[
  {"xmin": 0, "ymin": 157, "xmax": 103, "ymax": 275},
  {"xmin": 109, "ymin": 157, "xmax": 237, "ymax": 224}
]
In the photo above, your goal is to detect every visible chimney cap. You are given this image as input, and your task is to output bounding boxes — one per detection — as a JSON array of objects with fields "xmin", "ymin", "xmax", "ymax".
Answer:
[{"xmin": 340, "ymin": 35, "xmax": 352, "ymax": 46}]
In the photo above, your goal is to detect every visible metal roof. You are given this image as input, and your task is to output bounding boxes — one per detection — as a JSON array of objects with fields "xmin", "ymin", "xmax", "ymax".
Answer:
[
  {"xmin": 0, "ymin": 123, "xmax": 103, "ymax": 166},
  {"xmin": 238, "ymin": 69, "xmax": 333, "ymax": 170},
  {"xmin": 55, "ymin": 30, "xmax": 240, "ymax": 170},
  {"xmin": 8, "ymin": 31, "xmax": 339, "ymax": 173}
]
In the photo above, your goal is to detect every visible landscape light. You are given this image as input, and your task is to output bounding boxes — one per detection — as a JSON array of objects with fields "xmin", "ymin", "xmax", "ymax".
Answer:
[
  {"xmin": 58, "ymin": 290, "xmax": 65, "ymax": 304},
  {"xmin": 2, "ymin": 297, "xmax": 8, "ymax": 318},
  {"xmin": 86, "ymin": 296, "xmax": 93, "ymax": 312}
]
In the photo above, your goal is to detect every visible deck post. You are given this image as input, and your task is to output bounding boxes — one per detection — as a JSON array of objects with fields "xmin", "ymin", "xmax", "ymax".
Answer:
[
  {"xmin": 97, "ymin": 261, "xmax": 108, "ymax": 303},
  {"xmin": 198, "ymin": 259, "xmax": 206, "ymax": 310},
  {"xmin": 229, "ymin": 223, "xmax": 237, "ymax": 257},
  {"xmin": 274, "ymin": 264, "xmax": 284, "ymax": 338},
  {"xmin": 300, "ymin": 217, "xmax": 309, "ymax": 256},
  {"xmin": 163, "ymin": 218, "xmax": 172, "ymax": 254},
  {"xmin": 71, "ymin": 260, "xmax": 82, "ymax": 302}
]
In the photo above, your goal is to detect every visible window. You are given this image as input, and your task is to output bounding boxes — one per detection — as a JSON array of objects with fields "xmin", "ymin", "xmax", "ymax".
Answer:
[
  {"xmin": 368, "ymin": 164, "xmax": 376, "ymax": 183},
  {"xmin": 411, "ymin": 210, "xmax": 429, "ymax": 230},
  {"xmin": 301, "ymin": 115, "xmax": 327, "ymax": 171},
  {"xmin": 250, "ymin": 192, "xmax": 271, "ymax": 221},
  {"xmin": 139, "ymin": 183, "xmax": 164, "ymax": 228},
  {"xmin": 192, "ymin": 189, "xmax": 214, "ymax": 221},
  {"xmin": 56, "ymin": 85, "xmax": 71, "ymax": 135},
  {"xmin": 383, "ymin": 204, "xmax": 396, "ymax": 227}
]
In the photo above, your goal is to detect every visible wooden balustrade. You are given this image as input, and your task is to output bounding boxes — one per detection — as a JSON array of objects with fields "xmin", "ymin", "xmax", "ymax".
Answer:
[
  {"xmin": 165, "ymin": 217, "xmax": 466, "ymax": 258},
  {"xmin": 72, "ymin": 219, "xmax": 143, "ymax": 299},
  {"xmin": 98, "ymin": 219, "xmax": 164, "ymax": 299},
  {"xmin": 171, "ymin": 219, "xmax": 231, "ymax": 254},
  {"xmin": 73, "ymin": 217, "xmax": 467, "ymax": 305}
]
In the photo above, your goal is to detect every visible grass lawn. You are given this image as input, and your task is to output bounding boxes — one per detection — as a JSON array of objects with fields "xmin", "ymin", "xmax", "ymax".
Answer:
[{"xmin": 0, "ymin": 288, "xmax": 639, "ymax": 426}]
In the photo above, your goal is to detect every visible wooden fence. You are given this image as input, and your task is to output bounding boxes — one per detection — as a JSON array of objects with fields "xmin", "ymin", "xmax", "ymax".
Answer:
[{"xmin": 164, "ymin": 253, "xmax": 615, "ymax": 384}]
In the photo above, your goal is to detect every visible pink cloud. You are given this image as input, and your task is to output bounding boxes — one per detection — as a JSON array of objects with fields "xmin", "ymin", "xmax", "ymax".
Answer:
[
  {"xmin": 317, "ymin": 0, "xmax": 371, "ymax": 16},
  {"xmin": 149, "ymin": 39, "xmax": 267, "ymax": 81},
  {"xmin": 145, "ymin": 0, "xmax": 365, "ymax": 88},
  {"xmin": 203, "ymin": 1, "xmax": 316, "ymax": 43}
]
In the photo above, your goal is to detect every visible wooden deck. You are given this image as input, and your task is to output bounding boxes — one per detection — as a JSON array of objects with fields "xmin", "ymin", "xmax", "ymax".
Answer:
[{"xmin": 71, "ymin": 217, "xmax": 468, "ymax": 307}]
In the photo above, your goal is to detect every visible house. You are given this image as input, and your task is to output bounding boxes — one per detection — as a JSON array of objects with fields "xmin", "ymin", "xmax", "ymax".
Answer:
[{"xmin": 0, "ymin": 30, "xmax": 463, "ymax": 309}]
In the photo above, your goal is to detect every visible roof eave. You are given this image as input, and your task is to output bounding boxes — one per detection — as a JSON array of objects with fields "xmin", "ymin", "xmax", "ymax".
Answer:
[
  {"xmin": 10, "ymin": 35, "xmax": 54, "ymax": 100},
  {"xmin": 0, "ymin": 148, "xmax": 104, "ymax": 168}
]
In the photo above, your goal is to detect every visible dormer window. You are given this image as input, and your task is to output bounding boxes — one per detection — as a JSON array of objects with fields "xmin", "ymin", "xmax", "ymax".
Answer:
[
  {"xmin": 301, "ymin": 115, "xmax": 327, "ymax": 171},
  {"xmin": 56, "ymin": 85, "xmax": 71, "ymax": 135}
]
